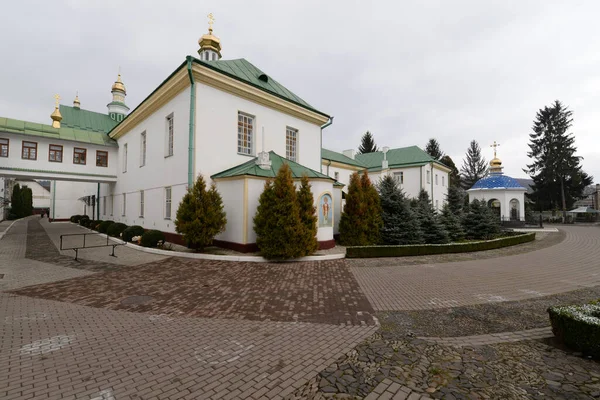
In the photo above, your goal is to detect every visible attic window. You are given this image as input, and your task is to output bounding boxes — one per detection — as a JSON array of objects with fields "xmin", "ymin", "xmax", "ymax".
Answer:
[{"xmin": 258, "ymin": 74, "xmax": 269, "ymax": 82}]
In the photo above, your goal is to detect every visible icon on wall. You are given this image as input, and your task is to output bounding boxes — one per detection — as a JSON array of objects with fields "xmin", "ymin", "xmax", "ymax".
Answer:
[{"xmin": 319, "ymin": 193, "xmax": 333, "ymax": 227}]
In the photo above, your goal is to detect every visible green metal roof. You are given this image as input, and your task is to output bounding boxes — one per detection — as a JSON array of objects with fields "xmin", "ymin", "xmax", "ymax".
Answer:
[
  {"xmin": 211, "ymin": 151, "xmax": 334, "ymax": 180},
  {"xmin": 355, "ymin": 146, "xmax": 448, "ymax": 171},
  {"xmin": 195, "ymin": 58, "xmax": 329, "ymax": 118},
  {"xmin": 322, "ymin": 148, "xmax": 366, "ymax": 168},
  {"xmin": 0, "ymin": 117, "xmax": 117, "ymax": 147},
  {"xmin": 60, "ymin": 105, "xmax": 118, "ymax": 133}
]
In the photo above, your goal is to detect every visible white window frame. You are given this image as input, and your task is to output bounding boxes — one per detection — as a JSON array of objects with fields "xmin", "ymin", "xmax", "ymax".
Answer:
[
  {"xmin": 103, "ymin": 196, "xmax": 107, "ymax": 215},
  {"xmin": 442, "ymin": 176, "xmax": 445, "ymax": 186},
  {"xmin": 427, "ymin": 170, "xmax": 431, "ymax": 184},
  {"xmin": 140, "ymin": 131, "xmax": 146, "ymax": 167},
  {"xmin": 334, "ymin": 171, "xmax": 339, "ymax": 181},
  {"xmin": 285, "ymin": 127, "xmax": 298, "ymax": 162},
  {"xmin": 165, "ymin": 187, "xmax": 172, "ymax": 219},
  {"xmin": 237, "ymin": 112, "xmax": 254, "ymax": 156},
  {"xmin": 435, "ymin": 174, "xmax": 438, "ymax": 185},
  {"xmin": 122, "ymin": 193, "xmax": 126, "ymax": 217},
  {"xmin": 166, "ymin": 114, "xmax": 174, "ymax": 157},
  {"xmin": 140, "ymin": 190, "xmax": 144, "ymax": 218},
  {"xmin": 394, "ymin": 171, "xmax": 404, "ymax": 184},
  {"xmin": 123, "ymin": 143, "xmax": 128, "ymax": 173}
]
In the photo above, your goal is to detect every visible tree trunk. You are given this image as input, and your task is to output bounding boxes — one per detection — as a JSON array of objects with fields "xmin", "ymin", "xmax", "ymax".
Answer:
[{"xmin": 560, "ymin": 177, "xmax": 567, "ymax": 223}]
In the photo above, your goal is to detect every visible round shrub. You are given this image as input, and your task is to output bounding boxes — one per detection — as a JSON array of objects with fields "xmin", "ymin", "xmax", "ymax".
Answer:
[
  {"xmin": 90, "ymin": 220, "xmax": 103, "ymax": 230},
  {"xmin": 71, "ymin": 215, "xmax": 82, "ymax": 223},
  {"xmin": 107, "ymin": 222, "xmax": 128, "ymax": 238},
  {"xmin": 98, "ymin": 221, "xmax": 113, "ymax": 234},
  {"xmin": 79, "ymin": 215, "xmax": 90, "ymax": 226},
  {"xmin": 548, "ymin": 304, "xmax": 600, "ymax": 358},
  {"xmin": 141, "ymin": 230, "xmax": 165, "ymax": 248},
  {"xmin": 122, "ymin": 225, "xmax": 145, "ymax": 242}
]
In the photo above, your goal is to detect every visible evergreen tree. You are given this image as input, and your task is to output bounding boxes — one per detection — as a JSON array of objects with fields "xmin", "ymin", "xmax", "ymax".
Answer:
[
  {"xmin": 446, "ymin": 186, "xmax": 465, "ymax": 215},
  {"xmin": 297, "ymin": 175, "xmax": 318, "ymax": 255},
  {"xmin": 378, "ymin": 175, "xmax": 423, "ymax": 245},
  {"xmin": 414, "ymin": 189, "xmax": 449, "ymax": 244},
  {"xmin": 175, "ymin": 175, "xmax": 227, "ymax": 251},
  {"xmin": 358, "ymin": 131, "xmax": 378, "ymax": 154},
  {"xmin": 425, "ymin": 138, "xmax": 444, "ymax": 160},
  {"xmin": 21, "ymin": 186, "xmax": 33, "ymax": 216},
  {"xmin": 440, "ymin": 155, "xmax": 461, "ymax": 188},
  {"xmin": 339, "ymin": 172, "xmax": 367, "ymax": 246},
  {"xmin": 361, "ymin": 171, "xmax": 383, "ymax": 245},
  {"xmin": 525, "ymin": 100, "xmax": 593, "ymax": 220},
  {"xmin": 440, "ymin": 204, "xmax": 465, "ymax": 242},
  {"xmin": 462, "ymin": 199, "xmax": 500, "ymax": 240},
  {"xmin": 10, "ymin": 184, "xmax": 22, "ymax": 218},
  {"xmin": 253, "ymin": 164, "xmax": 305, "ymax": 259},
  {"xmin": 460, "ymin": 140, "xmax": 488, "ymax": 190}
]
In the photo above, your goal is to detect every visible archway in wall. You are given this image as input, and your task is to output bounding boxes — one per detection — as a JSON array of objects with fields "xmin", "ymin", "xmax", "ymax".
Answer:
[
  {"xmin": 510, "ymin": 198, "xmax": 520, "ymax": 221},
  {"xmin": 487, "ymin": 198, "xmax": 501, "ymax": 220}
]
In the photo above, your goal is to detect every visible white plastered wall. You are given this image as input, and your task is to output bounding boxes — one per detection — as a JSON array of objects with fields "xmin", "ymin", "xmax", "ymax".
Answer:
[
  {"xmin": 467, "ymin": 188, "xmax": 526, "ymax": 221},
  {"xmin": 51, "ymin": 180, "xmax": 98, "ymax": 220},
  {"xmin": 214, "ymin": 179, "xmax": 245, "ymax": 244}
]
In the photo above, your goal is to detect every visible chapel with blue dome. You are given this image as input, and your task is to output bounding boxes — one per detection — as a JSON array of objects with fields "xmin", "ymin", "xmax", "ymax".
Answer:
[{"xmin": 467, "ymin": 142, "xmax": 527, "ymax": 224}]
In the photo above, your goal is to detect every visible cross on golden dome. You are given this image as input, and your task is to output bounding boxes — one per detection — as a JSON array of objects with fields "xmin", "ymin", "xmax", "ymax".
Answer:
[
  {"xmin": 490, "ymin": 141, "xmax": 500, "ymax": 158},
  {"xmin": 208, "ymin": 13, "xmax": 215, "ymax": 33},
  {"xmin": 54, "ymin": 94, "xmax": 61, "ymax": 108}
]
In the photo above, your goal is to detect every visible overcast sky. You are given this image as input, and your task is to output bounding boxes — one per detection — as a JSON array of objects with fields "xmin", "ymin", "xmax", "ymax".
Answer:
[{"xmin": 1, "ymin": 0, "xmax": 599, "ymax": 180}]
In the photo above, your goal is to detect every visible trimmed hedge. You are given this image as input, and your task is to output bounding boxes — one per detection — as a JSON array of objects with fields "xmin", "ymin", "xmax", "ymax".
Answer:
[
  {"xmin": 122, "ymin": 225, "xmax": 145, "ymax": 242},
  {"xmin": 548, "ymin": 304, "xmax": 600, "ymax": 357},
  {"xmin": 107, "ymin": 222, "xmax": 128, "ymax": 238},
  {"xmin": 141, "ymin": 230, "xmax": 165, "ymax": 248},
  {"xmin": 98, "ymin": 221, "xmax": 114, "ymax": 234},
  {"xmin": 346, "ymin": 232, "xmax": 535, "ymax": 258}
]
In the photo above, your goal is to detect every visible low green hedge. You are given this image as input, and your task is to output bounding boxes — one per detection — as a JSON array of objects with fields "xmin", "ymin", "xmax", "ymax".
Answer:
[
  {"xmin": 107, "ymin": 222, "xmax": 128, "ymax": 238},
  {"xmin": 98, "ymin": 220, "xmax": 113, "ymax": 234},
  {"xmin": 122, "ymin": 225, "xmax": 145, "ymax": 242},
  {"xmin": 346, "ymin": 232, "xmax": 535, "ymax": 258},
  {"xmin": 548, "ymin": 304, "xmax": 600, "ymax": 357},
  {"xmin": 141, "ymin": 230, "xmax": 165, "ymax": 248}
]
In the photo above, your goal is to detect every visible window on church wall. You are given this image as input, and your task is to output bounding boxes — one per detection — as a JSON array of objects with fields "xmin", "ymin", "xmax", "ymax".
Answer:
[
  {"xmin": 123, "ymin": 144, "xmax": 128, "ymax": 172},
  {"xmin": 435, "ymin": 174, "xmax": 438, "ymax": 185},
  {"xmin": 110, "ymin": 195, "xmax": 114, "ymax": 216},
  {"xmin": 73, "ymin": 147, "xmax": 86, "ymax": 165},
  {"xmin": 140, "ymin": 190, "xmax": 144, "ymax": 218},
  {"xmin": 122, "ymin": 193, "xmax": 126, "ymax": 216},
  {"xmin": 22, "ymin": 141, "xmax": 37, "ymax": 160},
  {"xmin": 103, "ymin": 196, "xmax": 107, "ymax": 215},
  {"xmin": 237, "ymin": 112, "xmax": 254, "ymax": 155},
  {"xmin": 140, "ymin": 131, "xmax": 146, "ymax": 167},
  {"xmin": 96, "ymin": 151, "xmax": 108, "ymax": 167},
  {"xmin": 49, "ymin": 144, "xmax": 63, "ymax": 163},
  {"xmin": 436, "ymin": 200, "xmax": 439, "ymax": 209},
  {"xmin": 165, "ymin": 187, "xmax": 172, "ymax": 219},
  {"xmin": 166, "ymin": 114, "xmax": 174, "ymax": 157},
  {"xmin": 442, "ymin": 176, "xmax": 445, "ymax": 186},
  {"xmin": 286, "ymin": 127, "xmax": 298, "ymax": 162},
  {"xmin": 394, "ymin": 172, "xmax": 404, "ymax": 184},
  {"xmin": 0, "ymin": 138, "xmax": 9, "ymax": 157},
  {"xmin": 426, "ymin": 170, "xmax": 430, "ymax": 184},
  {"xmin": 334, "ymin": 172, "xmax": 339, "ymax": 181}
]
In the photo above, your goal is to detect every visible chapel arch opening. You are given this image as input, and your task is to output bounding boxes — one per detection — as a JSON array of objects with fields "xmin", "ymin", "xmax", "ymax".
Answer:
[
  {"xmin": 510, "ymin": 198, "xmax": 520, "ymax": 221},
  {"xmin": 487, "ymin": 198, "xmax": 501, "ymax": 219}
]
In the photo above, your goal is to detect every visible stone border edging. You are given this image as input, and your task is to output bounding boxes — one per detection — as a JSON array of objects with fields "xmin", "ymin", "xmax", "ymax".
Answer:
[
  {"xmin": 419, "ymin": 327, "xmax": 553, "ymax": 347},
  {"xmin": 65, "ymin": 223, "xmax": 345, "ymax": 263},
  {"xmin": 0, "ymin": 218, "xmax": 25, "ymax": 240}
]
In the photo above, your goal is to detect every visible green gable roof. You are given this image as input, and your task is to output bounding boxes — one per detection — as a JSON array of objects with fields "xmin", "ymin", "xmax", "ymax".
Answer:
[
  {"xmin": 355, "ymin": 146, "xmax": 448, "ymax": 171},
  {"xmin": 0, "ymin": 117, "xmax": 117, "ymax": 147},
  {"xmin": 322, "ymin": 148, "xmax": 365, "ymax": 168},
  {"xmin": 212, "ymin": 151, "xmax": 334, "ymax": 181},
  {"xmin": 195, "ymin": 58, "xmax": 329, "ymax": 118},
  {"xmin": 60, "ymin": 105, "xmax": 118, "ymax": 133}
]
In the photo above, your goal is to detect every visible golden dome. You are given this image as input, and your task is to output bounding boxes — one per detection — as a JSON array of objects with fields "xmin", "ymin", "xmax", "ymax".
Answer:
[
  {"xmin": 198, "ymin": 13, "xmax": 222, "ymax": 58},
  {"xmin": 490, "ymin": 157, "xmax": 502, "ymax": 167},
  {"xmin": 73, "ymin": 94, "xmax": 81, "ymax": 108},
  {"xmin": 111, "ymin": 74, "xmax": 126, "ymax": 94},
  {"xmin": 50, "ymin": 94, "xmax": 62, "ymax": 128}
]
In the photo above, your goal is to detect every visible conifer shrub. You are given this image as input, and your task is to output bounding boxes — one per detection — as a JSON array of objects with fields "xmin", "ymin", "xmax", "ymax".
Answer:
[
  {"xmin": 339, "ymin": 172, "xmax": 367, "ymax": 246},
  {"xmin": 361, "ymin": 171, "xmax": 383, "ymax": 245},
  {"xmin": 378, "ymin": 175, "xmax": 423, "ymax": 245},
  {"xmin": 254, "ymin": 163, "xmax": 306, "ymax": 259},
  {"xmin": 107, "ymin": 222, "xmax": 128, "ymax": 238},
  {"xmin": 297, "ymin": 175, "xmax": 318, "ymax": 255},
  {"xmin": 175, "ymin": 175, "xmax": 227, "ymax": 251},
  {"xmin": 141, "ymin": 230, "xmax": 165, "ymax": 248},
  {"xmin": 98, "ymin": 220, "xmax": 113, "ymax": 233},
  {"xmin": 440, "ymin": 204, "xmax": 465, "ymax": 242},
  {"xmin": 462, "ymin": 199, "xmax": 500, "ymax": 240},
  {"xmin": 122, "ymin": 225, "xmax": 145, "ymax": 242},
  {"xmin": 414, "ymin": 189, "xmax": 449, "ymax": 244}
]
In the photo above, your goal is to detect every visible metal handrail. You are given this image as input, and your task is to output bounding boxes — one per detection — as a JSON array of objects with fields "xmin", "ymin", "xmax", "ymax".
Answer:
[{"xmin": 60, "ymin": 232, "xmax": 125, "ymax": 261}]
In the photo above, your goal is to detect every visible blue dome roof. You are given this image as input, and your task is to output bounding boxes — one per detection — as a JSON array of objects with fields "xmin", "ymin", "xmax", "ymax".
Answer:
[{"xmin": 470, "ymin": 174, "xmax": 526, "ymax": 190}]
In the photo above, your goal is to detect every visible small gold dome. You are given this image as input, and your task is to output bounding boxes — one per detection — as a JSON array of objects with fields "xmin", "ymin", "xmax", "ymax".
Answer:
[
  {"xmin": 73, "ymin": 94, "xmax": 81, "ymax": 108},
  {"xmin": 198, "ymin": 13, "xmax": 222, "ymax": 58},
  {"xmin": 111, "ymin": 74, "xmax": 126, "ymax": 94},
  {"xmin": 490, "ymin": 157, "xmax": 502, "ymax": 167}
]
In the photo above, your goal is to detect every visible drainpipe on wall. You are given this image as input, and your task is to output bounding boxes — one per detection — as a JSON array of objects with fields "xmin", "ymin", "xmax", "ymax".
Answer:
[
  {"xmin": 320, "ymin": 117, "xmax": 334, "ymax": 173},
  {"xmin": 326, "ymin": 160, "xmax": 331, "ymax": 176},
  {"xmin": 52, "ymin": 180, "xmax": 56, "ymax": 221},
  {"xmin": 430, "ymin": 162, "xmax": 434, "ymax": 207},
  {"xmin": 97, "ymin": 183, "xmax": 100, "ymax": 220},
  {"xmin": 186, "ymin": 56, "xmax": 196, "ymax": 188}
]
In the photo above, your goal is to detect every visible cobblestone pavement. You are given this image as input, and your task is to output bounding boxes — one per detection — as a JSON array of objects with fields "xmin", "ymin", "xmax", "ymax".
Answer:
[{"xmin": 350, "ymin": 226, "xmax": 600, "ymax": 311}]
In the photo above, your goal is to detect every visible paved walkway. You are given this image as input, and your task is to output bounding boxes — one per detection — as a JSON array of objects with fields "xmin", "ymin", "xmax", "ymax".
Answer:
[{"xmin": 350, "ymin": 225, "xmax": 600, "ymax": 311}]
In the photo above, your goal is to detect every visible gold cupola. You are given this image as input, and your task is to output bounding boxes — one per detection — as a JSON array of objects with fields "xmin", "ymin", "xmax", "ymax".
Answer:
[
  {"xmin": 73, "ymin": 92, "xmax": 81, "ymax": 109},
  {"xmin": 107, "ymin": 71, "xmax": 130, "ymax": 121},
  {"xmin": 50, "ymin": 94, "xmax": 62, "ymax": 128},
  {"xmin": 489, "ymin": 141, "xmax": 503, "ymax": 174},
  {"xmin": 111, "ymin": 74, "xmax": 126, "ymax": 94},
  {"xmin": 198, "ymin": 13, "xmax": 222, "ymax": 61}
]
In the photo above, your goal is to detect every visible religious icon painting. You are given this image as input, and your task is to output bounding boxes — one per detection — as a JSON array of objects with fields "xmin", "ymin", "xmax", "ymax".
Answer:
[{"xmin": 318, "ymin": 193, "xmax": 333, "ymax": 227}]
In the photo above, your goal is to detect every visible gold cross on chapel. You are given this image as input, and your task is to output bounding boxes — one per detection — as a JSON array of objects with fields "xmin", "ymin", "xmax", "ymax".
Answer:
[
  {"xmin": 208, "ymin": 13, "xmax": 215, "ymax": 32},
  {"xmin": 490, "ymin": 141, "xmax": 500, "ymax": 158},
  {"xmin": 54, "ymin": 94, "xmax": 61, "ymax": 108}
]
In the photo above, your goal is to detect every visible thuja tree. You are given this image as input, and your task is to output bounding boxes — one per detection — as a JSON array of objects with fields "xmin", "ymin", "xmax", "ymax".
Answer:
[
  {"xmin": 414, "ymin": 189, "xmax": 449, "ymax": 244},
  {"xmin": 253, "ymin": 163, "xmax": 305, "ymax": 259},
  {"xmin": 361, "ymin": 171, "xmax": 382, "ymax": 245},
  {"xmin": 378, "ymin": 175, "xmax": 423, "ymax": 245},
  {"xmin": 10, "ymin": 184, "xmax": 23, "ymax": 218},
  {"xmin": 462, "ymin": 199, "xmax": 500, "ymax": 240},
  {"xmin": 21, "ymin": 186, "xmax": 33, "ymax": 217},
  {"xmin": 339, "ymin": 173, "xmax": 366, "ymax": 246},
  {"xmin": 297, "ymin": 175, "xmax": 318, "ymax": 255},
  {"xmin": 175, "ymin": 175, "xmax": 227, "ymax": 251}
]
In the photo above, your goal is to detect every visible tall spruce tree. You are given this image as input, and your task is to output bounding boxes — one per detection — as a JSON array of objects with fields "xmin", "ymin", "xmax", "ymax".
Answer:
[
  {"xmin": 361, "ymin": 171, "xmax": 383, "ymax": 245},
  {"xmin": 440, "ymin": 204, "xmax": 465, "ymax": 242},
  {"xmin": 446, "ymin": 186, "xmax": 465, "ymax": 215},
  {"xmin": 440, "ymin": 155, "xmax": 461, "ymax": 188},
  {"xmin": 11, "ymin": 184, "xmax": 22, "ymax": 218},
  {"xmin": 175, "ymin": 175, "xmax": 227, "ymax": 250},
  {"xmin": 414, "ymin": 189, "xmax": 449, "ymax": 244},
  {"xmin": 378, "ymin": 175, "xmax": 423, "ymax": 245},
  {"xmin": 358, "ymin": 131, "xmax": 378, "ymax": 154},
  {"xmin": 425, "ymin": 138, "xmax": 444, "ymax": 160},
  {"xmin": 462, "ymin": 199, "xmax": 500, "ymax": 240},
  {"xmin": 339, "ymin": 172, "xmax": 367, "ymax": 246},
  {"xmin": 297, "ymin": 175, "xmax": 318, "ymax": 255},
  {"xmin": 525, "ymin": 100, "xmax": 593, "ymax": 220},
  {"xmin": 460, "ymin": 140, "xmax": 488, "ymax": 190}
]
